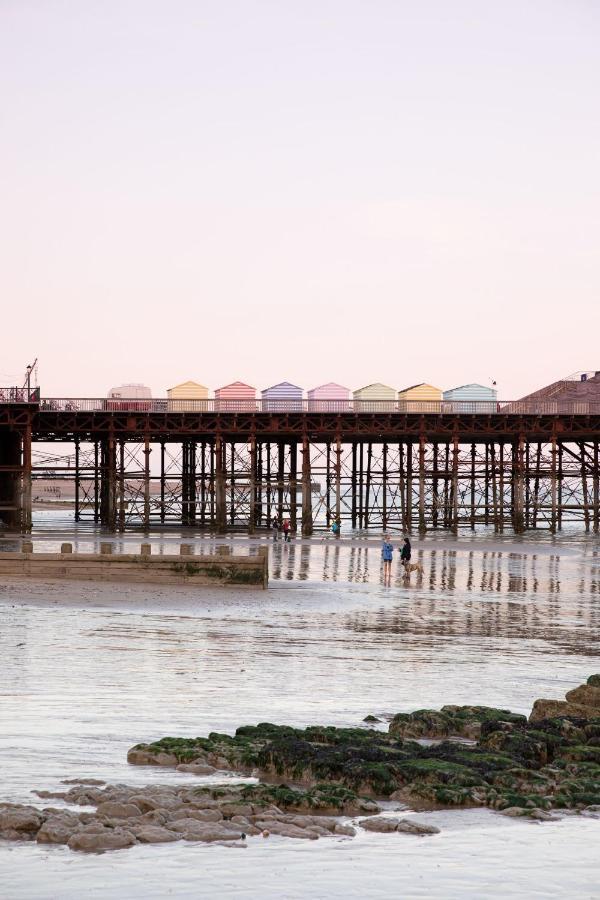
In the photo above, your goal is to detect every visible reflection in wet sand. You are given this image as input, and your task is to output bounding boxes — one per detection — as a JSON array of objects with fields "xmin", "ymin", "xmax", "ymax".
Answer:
[{"xmin": 1, "ymin": 529, "xmax": 600, "ymax": 899}]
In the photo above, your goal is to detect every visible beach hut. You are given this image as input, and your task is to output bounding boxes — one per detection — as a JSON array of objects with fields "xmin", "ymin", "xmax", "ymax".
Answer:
[
  {"xmin": 167, "ymin": 380, "xmax": 209, "ymax": 411},
  {"xmin": 352, "ymin": 382, "xmax": 396, "ymax": 412},
  {"xmin": 214, "ymin": 381, "xmax": 257, "ymax": 412},
  {"xmin": 443, "ymin": 383, "xmax": 497, "ymax": 413},
  {"xmin": 397, "ymin": 383, "xmax": 442, "ymax": 413},
  {"xmin": 106, "ymin": 383, "xmax": 152, "ymax": 411},
  {"xmin": 307, "ymin": 382, "xmax": 351, "ymax": 411},
  {"xmin": 261, "ymin": 381, "xmax": 303, "ymax": 412}
]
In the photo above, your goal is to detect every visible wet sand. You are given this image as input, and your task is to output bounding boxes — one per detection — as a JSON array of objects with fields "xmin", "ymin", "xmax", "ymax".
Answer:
[{"xmin": 1, "ymin": 532, "xmax": 599, "ymax": 898}]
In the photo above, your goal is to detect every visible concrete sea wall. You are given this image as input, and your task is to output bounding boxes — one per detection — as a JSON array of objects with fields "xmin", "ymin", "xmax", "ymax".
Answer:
[{"xmin": 0, "ymin": 543, "xmax": 268, "ymax": 588}]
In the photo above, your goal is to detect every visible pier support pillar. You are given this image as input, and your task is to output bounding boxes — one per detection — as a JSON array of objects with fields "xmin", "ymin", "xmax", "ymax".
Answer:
[
  {"xmin": 301, "ymin": 436, "xmax": 313, "ymax": 536},
  {"xmin": 512, "ymin": 435, "xmax": 525, "ymax": 534},
  {"xmin": 100, "ymin": 434, "xmax": 117, "ymax": 531},
  {"xmin": 0, "ymin": 428, "xmax": 26, "ymax": 531},
  {"xmin": 215, "ymin": 435, "xmax": 227, "ymax": 533},
  {"xmin": 418, "ymin": 433, "xmax": 426, "ymax": 534}
]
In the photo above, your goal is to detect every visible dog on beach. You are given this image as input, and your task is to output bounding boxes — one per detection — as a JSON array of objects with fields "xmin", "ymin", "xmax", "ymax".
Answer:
[{"xmin": 403, "ymin": 561, "xmax": 424, "ymax": 576}]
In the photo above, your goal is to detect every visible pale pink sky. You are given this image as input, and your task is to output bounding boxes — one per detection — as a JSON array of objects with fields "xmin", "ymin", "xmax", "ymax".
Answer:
[{"xmin": 1, "ymin": 1, "xmax": 599, "ymax": 398}]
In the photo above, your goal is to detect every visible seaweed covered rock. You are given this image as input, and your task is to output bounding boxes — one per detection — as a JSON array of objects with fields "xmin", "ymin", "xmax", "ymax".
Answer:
[{"xmin": 389, "ymin": 706, "xmax": 526, "ymax": 741}]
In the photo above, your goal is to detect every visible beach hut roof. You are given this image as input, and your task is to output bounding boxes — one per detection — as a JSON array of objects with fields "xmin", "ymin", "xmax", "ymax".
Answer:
[
  {"xmin": 354, "ymin": 382, "xmax": 395, "ymax": 392},
  {"xmin": 309, "ymin": 381, "xmax": 349, "ymax": 392},
  {"xmin": 262, "ymin": 381, "xmax": 303, "ymax": 392},
  {"xmin": 216, "ymin": 380, "xmax": 256, "ymax": 391},
  {"xmin": 168, "ymin": 380, "xmax": 208, "ymax": 392},
  {"xmin": 398, "ymin": 382, "xmax": 442, "ymax": 393},
  {"xmin": 446, "ymin": 382, "xmax": 489, "ymax": 392}
]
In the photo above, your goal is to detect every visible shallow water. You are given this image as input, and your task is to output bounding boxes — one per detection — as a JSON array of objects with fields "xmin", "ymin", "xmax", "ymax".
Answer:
[{"xmin": 1, "ymin": 533, "xmax": 600, "ymax": 898}]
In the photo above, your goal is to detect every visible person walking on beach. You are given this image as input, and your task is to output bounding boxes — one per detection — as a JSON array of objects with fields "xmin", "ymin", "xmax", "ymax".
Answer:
[
  {"xmin": 331, "ymin": 517, "xmax": 341, "ymax": 537},
  {"xmin": 400, "ymin": 536, "xmax": 412, "ymax": 573},
  {"xmin": 271, "ymin": 514, "xmax": 280, "ymax": 541},
  {"xmin": 381, "ymin": 535, "xmax": 394, "ymax": 586},
  {"xmin": 282, "ymin": 518, "xmax": 291, "ymax": 543}
]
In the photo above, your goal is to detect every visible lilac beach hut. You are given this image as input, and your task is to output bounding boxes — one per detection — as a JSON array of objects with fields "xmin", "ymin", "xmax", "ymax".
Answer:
[
  {"xmin": 307, "ymin": 382, "xmax": 351, "ymax": 411},
  {"xmin": 261, "ymin": 381, "xmax": 303, "ymax": 412}
]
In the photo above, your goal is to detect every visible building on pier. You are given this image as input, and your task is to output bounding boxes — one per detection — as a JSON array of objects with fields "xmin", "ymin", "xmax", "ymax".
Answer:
[
  {"xmin": 443, "ymin": 383, "xmax": 497, "ymax": 413},
  {"xmin": 167, "ymin": 381, "xmax": 209, "ymax": 411},
  {"xmin": 307, "ymin": 382, "xmax": 350, "ymax": 411},
  {"xmin": 261, "ymin": 381, "xmax": 303, "ymax": 412},
  {"xmin": 214, "ymin": 381, "xmax": 257, "ymax": 411},
  {"xmin": 510, "ymin": 371, "xmax": 600, "ymax": 414},
  {"xmin": 397, "ymin": 382, "xmax": 442, "ymax": 412},
  {"xmin": 353, "ymin": 382, "xmax": 396, "ymax": 411},
  {"xmin": 106, "ymin": 383, "xmax": 152, "ymax": 411}
]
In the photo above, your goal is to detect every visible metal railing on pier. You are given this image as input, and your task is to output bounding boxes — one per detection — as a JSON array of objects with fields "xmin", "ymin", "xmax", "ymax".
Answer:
[
  {"xmin": 0, "ymin": 387, "xmax": 40, "ymax": 404},
  {"xmin": 33, "ymin": 397, "xmax": 600, "ymax": 415}
]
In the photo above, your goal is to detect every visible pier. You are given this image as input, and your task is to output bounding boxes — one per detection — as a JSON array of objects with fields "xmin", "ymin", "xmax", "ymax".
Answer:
[{"xmin": 1, "ymin": 393, "xmax": 600, "ymax": 534}]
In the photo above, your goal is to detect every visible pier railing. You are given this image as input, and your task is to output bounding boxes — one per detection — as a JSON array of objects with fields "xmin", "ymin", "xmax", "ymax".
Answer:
[
  {"xmin": 0, "ymin": 387, "xmax": 40, "ymax": 403},
  {"xmin": 33, "ymin": 397, "xmax": 600, "ymax": 415}
]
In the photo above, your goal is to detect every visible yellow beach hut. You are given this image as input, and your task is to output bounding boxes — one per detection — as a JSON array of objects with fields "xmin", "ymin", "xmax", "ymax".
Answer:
[
  {"xmin": 397, "ymin": 383, "xmax": 442, "ymax": 412},
  {"xmin": 352, "ymin": 382, "xmax": 396, "ymax": 412},
  {"xmin": 167, "ymin": 380, "xmax": 209, "ymax": 411}
]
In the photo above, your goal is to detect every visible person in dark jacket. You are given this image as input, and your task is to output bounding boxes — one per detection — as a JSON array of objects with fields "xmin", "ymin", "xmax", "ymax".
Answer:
[{"xmin": 400, "ymin": 537, "xmax": 411, "ymax": 572}]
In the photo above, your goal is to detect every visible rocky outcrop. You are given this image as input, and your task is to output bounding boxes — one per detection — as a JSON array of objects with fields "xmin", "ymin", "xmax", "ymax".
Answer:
[
  {"xmin": 389, "ymin": 706, "xmax": 526, "ymax": 741},
  {"xmin": 529, "ymin": 675, "xmax": 600, "ymax": 723},
  {"xmin": 359, "ymin": 816, "xmax": 439, "ymax": 835}
]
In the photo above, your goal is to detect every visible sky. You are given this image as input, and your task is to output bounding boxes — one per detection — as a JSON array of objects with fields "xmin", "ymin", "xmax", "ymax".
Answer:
[{"xmin": 1, "ymin": 0, "xmax": 599, "ymax": 398}]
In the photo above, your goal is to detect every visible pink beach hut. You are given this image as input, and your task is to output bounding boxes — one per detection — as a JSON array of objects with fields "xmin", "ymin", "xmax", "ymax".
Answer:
[
  {"xmin": 307, "ymin": 382, "xmax": 351, "ymax": 411},
  {"xmin": 214, "ymin": 381, "xmax": 257, "ymax": 412},
  {"xmin": 261, "ymin": 381, "xmax": 303, "ymax": 412}
]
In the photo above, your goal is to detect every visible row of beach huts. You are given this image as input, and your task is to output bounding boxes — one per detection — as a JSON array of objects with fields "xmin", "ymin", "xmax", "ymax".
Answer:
[{"xmin": 107, "ymin": 380, "xmax": 498, "ymax": 412}]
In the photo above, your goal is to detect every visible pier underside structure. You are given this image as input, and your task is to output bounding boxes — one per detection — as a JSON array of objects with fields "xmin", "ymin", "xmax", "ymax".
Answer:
[{"xmin": 1, "ymin": 401, "xmax": 600, "ymax": 534}]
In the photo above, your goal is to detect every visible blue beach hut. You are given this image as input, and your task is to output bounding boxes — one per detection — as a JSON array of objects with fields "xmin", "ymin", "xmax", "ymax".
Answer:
[{"xmin": 443, "ymin": 383, "xmax": 497, "ymax": 413}]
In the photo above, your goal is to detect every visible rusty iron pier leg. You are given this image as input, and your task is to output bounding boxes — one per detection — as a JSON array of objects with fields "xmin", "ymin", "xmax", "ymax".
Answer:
[
  {"xmin": 335, "ymin": 434, "xmax": 341, "ymax": 528},
  {"xmin": 229, "ymin": 442, "xmax": 235, "ymax": 526},
  {"xmin": 491, "ymin": 442, "xmax": 499, "ymax": 532},
  {"xmin": 364, "ymin": 442, "xmax": 372, "ymax": 529},
  {"xmin": 399, "ymin": 443, "xmax": 407, "ymax": 532},
  {"xmin": 532, "ymin": 442, "xmax": 541, "ymax": 528},
  {"xmin": 289, "ymin": 441, "xmax": 298, "ymax": 533},
  {"xmin": 277, "ymin": 442, "xmax": 285, "ymax": 522},
  {"xmin": 215, "ymin": 436, "xmax": 227, "ymax": 533},
  {"xmin": 580, "ymin": 441, "xmax": 590, "ymax": 532},
  {"xmin": 326, "ymin": 441, "xmax": 332, "ymax": 528},
  {"xmin": 470, "ymin": 442, "xmax": 476, "ymax": 530},
  {"xmin": 143, "ymin": 435, "xmax": 151, "ymax": 528},
  {"xmin": 512, "ymin": 435, "xmax": 525, "ymax": 534},
  {"xmin": 550, "ymin": 436, "xmax": 557, "ymax": 534},
  {"xmin": 301, "ymin": 435, "xmax": 313, "ymax": 536},
  {"xmin": 443, "ymin": 442, "xmax": 450, "ymax": 527},
  {"xmin": 351, "ymin": 442, "xmax": 357, "ymax": 529},
  {"xmin": 256, "ymin": 441, "xmax": 263, "ymax": 527},
  {"xmin": 160, "ymin": 442, "xmax": 166, "ymax": 525},
  {"xmin": 406, "ymin": 443, "xmax": 413, "ymax": 533},
  {"xmin": 418, "ymin": 433, "xmax": 426, "ymax": 534},
  {"xmin": 21, "ymin": 422, "xmax": 32, "ymax": 533},
  {"xmin": 382, "ymin": 442, "xmax": 388, "ymax": 529},
  {"xmin": 93, "ymin": 441, "xmax": 100, "ymax": 523},
  {"xmin": 558, "ymin": 442, "xmax": 563, "ymax": 530},
  {"xmin": 249, "ymin": 435, "xmax": 256, "ymax": 534},
  {"xmin": 74, "ymin": 437, "xmax": 81, "ymax": 522},
  {"xmin": 358, "ymin": 442, "xmax": 364, "ymax": 529},
  {"xmin": 484, "ymin": 443, "xmax": 490, "ymax": 526},
  {"xmin": 118, "ymin": 439, "xmax": 125, "ymax": 531},
  {"xmin": 594, "ymin": 441, "xmax": 599, "ymax": 533},
  {"xmin": 432, "ymin": 443, "xmax": 439, "ymax": 529},
  {"xmin": 499, "ymin": 442, "xmax": 505, "ymax": 532},
  {"xmin": 451, "ymin": 434, "xmax": 459, "ymax": 533},
  {"xmin": 100, "ymin": 433, "xmax": 117, "ymax": 531}
]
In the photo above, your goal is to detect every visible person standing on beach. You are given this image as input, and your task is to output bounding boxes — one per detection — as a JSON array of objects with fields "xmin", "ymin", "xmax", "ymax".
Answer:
[
  {"xmin": 400, "ymin": 537, "xmax": 411, "ymax": 572},
  {"xmin": 271, "ymin": 514, "xmax": 280, "ymax": 541},
  {"xmin": 381, "ymin": 535, "xmax": 394, "ymax": 586},
  {"xmin": 282, "ymin": 518, "xmax": 291, "ymax": 543}
]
